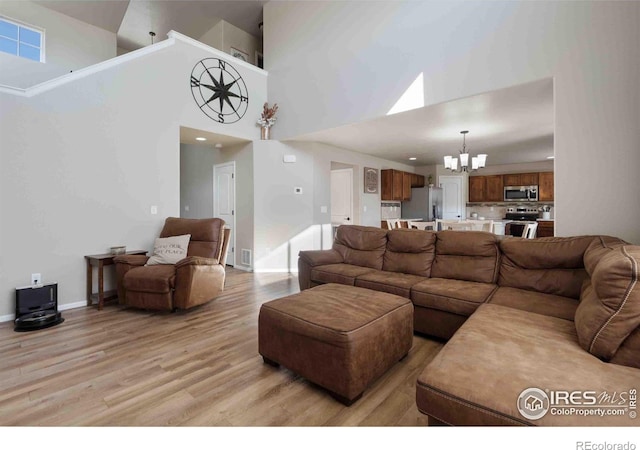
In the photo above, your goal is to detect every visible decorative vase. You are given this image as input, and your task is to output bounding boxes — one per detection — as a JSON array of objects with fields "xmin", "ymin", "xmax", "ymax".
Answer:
[{"xmin": 260, "ymin": 126, "xmax": 271, "ymax": 140}]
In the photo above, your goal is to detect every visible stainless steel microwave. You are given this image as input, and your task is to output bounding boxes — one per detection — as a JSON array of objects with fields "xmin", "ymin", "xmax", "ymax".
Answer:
[{"xmin": 504, "ymin": 185, "xmax": 538, "ymax": 202}]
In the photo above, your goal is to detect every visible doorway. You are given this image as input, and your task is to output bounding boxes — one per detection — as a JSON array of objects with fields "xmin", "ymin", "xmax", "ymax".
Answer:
[
  {"xmin": 439, "ymin": 175, "xmax": 464, "ymax": 220},
  {"xmin": 331, "ymin": 168, "xmax": 354, "ymax": 225},
  {"xmin": 213, "ymin": 162, "xmax": 236, "ymax": 266}
]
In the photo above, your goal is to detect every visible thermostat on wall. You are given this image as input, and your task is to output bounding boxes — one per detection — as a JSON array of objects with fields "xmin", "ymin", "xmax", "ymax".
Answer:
[
  {"xmin": 283, "ymin": 155, "xmax": 296, "ymax": 163},
  {"xmin": 294, "ymin": 187, "xmax": 303, "ymax": 194}
]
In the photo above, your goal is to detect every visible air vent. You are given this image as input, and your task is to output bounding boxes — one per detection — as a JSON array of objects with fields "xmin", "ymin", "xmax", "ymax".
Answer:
[{"xmin": 241, "ymin": 249, "xmax": 251, "ymax": 266}]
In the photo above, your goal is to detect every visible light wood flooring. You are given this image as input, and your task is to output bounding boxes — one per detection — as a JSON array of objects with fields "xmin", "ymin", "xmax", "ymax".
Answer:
[{"xmin": 0, "ymin": 268, "xmax": 443, "ymax": 426}]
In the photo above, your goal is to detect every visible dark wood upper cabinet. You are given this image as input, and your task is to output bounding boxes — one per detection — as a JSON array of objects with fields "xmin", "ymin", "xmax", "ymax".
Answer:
[
  {"xmin": 485, "ymin": 175, "xmax": 504, "ymax": 202},
  {"xmin": 503, "ymin": 172, "xmax": 539, "ymax": 186},
  {"xmin": 520, "ymin": 173, "xmax": 539, "ymax": 185},
  {"xmin": 411, "ymin": 173, "xmax": 425, "ymax": 188},
  {"xmin": 468, "ymin": 176, "xmax": 486, "ymax": 203},
  {"xmin": 382, "ymin": 169, "xmax": 419, "ymax": 201},
  {"xmin": 402, "ymin": 172, "xmax": 412, "ymax": 201},
  {"xmin": 469, "ymin": 175, "xmax": 503, "ymax": 202},
  {"xmin": 538, "ymin": 171, "xmax": 554, "ymax": 201}
]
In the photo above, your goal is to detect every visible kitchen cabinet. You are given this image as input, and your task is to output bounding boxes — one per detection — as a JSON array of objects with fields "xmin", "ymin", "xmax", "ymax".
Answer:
[
  {"xmin": 382, "ymin": 169, "xmax": 418, "ymax": 201},
  {"xmin": 538, "ymin": 172, "xmax": 554, "ymax": 201},
  {"xmin": 382, "ymin": 169, "xmax": 402, "ymax": 201},
  {"xmin": 503, "ymin": 172, "xmax": 539, "ymax": 186},
  {"xmin": 485, "ymin": 175, "xmax": 504, "ymax": 202},
  {"xmin": 402, "ymin": 172, "xmax": 412, "ymax": 201},
  {"xmin": 411, "ymin": 173, "xmax": 425, "ymax": 188},
  {"xmin": 468, "ymin": 176, "xmax": 486, "ymax": 203},
  {"xmin": 468, "ymin": 175, "xmax": 503, "ymax": 202},
  {"xmin": 537, "ymin": 220, "xmax": 554, "ymax": 237}
]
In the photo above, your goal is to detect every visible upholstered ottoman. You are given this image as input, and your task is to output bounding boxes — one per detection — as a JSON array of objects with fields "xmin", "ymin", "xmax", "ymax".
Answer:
[{"xmin": 258, "ymin": 283, "xmax": 413, "ymax": 405}]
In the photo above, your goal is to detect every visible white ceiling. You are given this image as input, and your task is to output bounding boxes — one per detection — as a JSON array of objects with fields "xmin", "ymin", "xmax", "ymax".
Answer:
[
  {"xmin": 36, "ymin": 0, "xmax": 266, "ymax": 51},
  {"xmin": 180, "ymin": 126, "xmax": 251, "ymax": 148},
  {"xmin": 33, "ymin": 2, "xmax": 552, "ymax": 167},
  {"xmin": 290, "ymin": 78, "xmax": 554, "ymax": 167}
]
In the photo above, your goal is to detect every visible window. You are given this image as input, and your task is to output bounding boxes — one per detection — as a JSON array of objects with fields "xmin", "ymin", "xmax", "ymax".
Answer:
[{"xmin": 0, "ymin": 17, "xmax": 44, "ymax": 62}]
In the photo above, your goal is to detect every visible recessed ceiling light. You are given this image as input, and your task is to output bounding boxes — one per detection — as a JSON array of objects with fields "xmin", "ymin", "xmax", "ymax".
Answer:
[
  {"xmin": 546, "ymin": 156, "xmax": 555, "ymax": 159},
  {"xmin": 409, "ymin": 157, "xmax": 417, "ymax": 161},
  {"xmin": 196, "ymin": 137, "xmax": 207, "ymax": 141},
  {"xmin": 214, "ymin": 143, "xmax": 223, "ymax": 149}
]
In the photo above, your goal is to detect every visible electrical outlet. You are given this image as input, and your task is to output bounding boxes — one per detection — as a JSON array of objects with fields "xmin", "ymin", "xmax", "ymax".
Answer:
[
  {"xmin": 31, "ymin": 273, "xmax": 41, "ymax": 286},
  {"xmin": 184, "ymin": 205, "xmax": 190, "ymax": 212},
  {"xmin": 150, "ymin": 205, "xmax": 158, "ymax": 215}
]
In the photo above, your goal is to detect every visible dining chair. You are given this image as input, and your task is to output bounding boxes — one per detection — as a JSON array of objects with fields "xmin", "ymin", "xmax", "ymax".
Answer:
[
  {"xmin": 408, "ymin": 221, "xmax": 436, "ymax": 231},
  {"xmin": 445, "ymin": 221, "xmax": 474, "ymax": 231},
  {"xmin": 386, "ymin": 219, "xmax": 401, "ymax": 230},
  {"xmin": 522, "ymin": 222, "xmax": 538, "ymax": 239}
]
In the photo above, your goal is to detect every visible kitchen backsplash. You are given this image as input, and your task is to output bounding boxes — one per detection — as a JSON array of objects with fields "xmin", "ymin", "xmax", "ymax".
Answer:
[{"xmin": 466, "ymin": 205, "xmax": 555, "ymax": 220}]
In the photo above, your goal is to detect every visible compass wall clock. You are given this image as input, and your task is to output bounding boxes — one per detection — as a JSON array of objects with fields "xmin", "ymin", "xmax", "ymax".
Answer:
[{"xmin": 190, "ymin": 58, "xmax": 249, "ymax": 124}]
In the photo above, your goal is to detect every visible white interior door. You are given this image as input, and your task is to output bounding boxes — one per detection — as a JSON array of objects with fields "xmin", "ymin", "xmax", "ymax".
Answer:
[
  {"xmin": 213, "ymin": 162, "xmax": 235, "ymax": 266},
  {"xmin": 331, "ymin": 169, "xmax": 353, "ymax": 225},
  {"xmin": 439, "ymin": 175, "xmax": 464, "ymax": 220}
]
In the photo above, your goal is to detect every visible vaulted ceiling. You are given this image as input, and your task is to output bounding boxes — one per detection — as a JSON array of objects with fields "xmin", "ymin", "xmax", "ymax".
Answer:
[{"xmin": 35, "ymin": 0, "xmax": 266, "ymax": 51}]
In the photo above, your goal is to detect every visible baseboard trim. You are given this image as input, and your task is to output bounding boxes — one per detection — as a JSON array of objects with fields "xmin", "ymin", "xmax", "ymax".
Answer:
[{"xmin": 0, "ymin": 300, "xmax": 87, "ymax": 323}]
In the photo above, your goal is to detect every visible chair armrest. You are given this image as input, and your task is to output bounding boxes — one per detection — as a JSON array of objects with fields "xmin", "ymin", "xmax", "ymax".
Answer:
[
  {"xmin": 298, "ymin": 249, "xmax": 344, "ymax": 267},
  {"xmin": 113, "ymin": 254, "xmax": 149, "ymax": 266},
  {"xmin": 175, "ymin": 256, "xmax": 220, "ymax": 269}
]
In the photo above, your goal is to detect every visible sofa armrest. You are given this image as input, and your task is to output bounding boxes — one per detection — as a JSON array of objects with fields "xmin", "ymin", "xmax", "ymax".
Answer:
[
  {"xmin": 113, "ymin": 254, "xmax": 149, "ymax": 266},
  {"xmin": 175, "ymin": 256, "xmax": 220, "ymax": 269},
  {"xmin": 174, "ymin": 262, "xmax": 226, "ymax": 309},
  {"xmin": 298, "ymin": 249, "xmax": 344, "ymax": 267},
  {"xmin": 113, "ymin": 254, "xmax": 149, "ymax": 304},
  {"xmin": 298, "ymin": 249, "xmax": 344, "ymax": 291}
]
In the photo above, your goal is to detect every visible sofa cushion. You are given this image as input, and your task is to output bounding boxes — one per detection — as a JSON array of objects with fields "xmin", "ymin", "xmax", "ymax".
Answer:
[
  {"xmin": 383, "ymin": 229, "xmax": 436, "ymax": 277},
  {"xmin": 498, "ymin": 236, "xmax": 594, "ymax": 299},
  {"xmin": 310, "ymin": 263, "xmax": 376, "ymax": 286},
  {"xmin": 411, "ymin": 278, "xmax": 498, "ymax": 316},
  {"xmin": 124, "ymin": 264, "xmax": 176, "ymax": 293},
  {"xmin": 355, "ymin": 270, "xmax": 427, "ymax": 298},
  {"xmin": 431, "ymin": 231, "xmax": 500, "ymax": 284},
  {"xmin": 575, "ymin": 245, "xmax": 640, "ymax": 363},
  {"xmin": 416, "ymin": 303, "xmax": 639, "ymax": 426},
  {"xmin": 583, "ymin": 235, "xmax": 628, "ymax": 276},
  {"xmin": 489, "ymin": 286, "xmax": 578, "ymax": 321},
  {"xmin": 610, "ymin": 327, "xmax": 640, "ymax": 369},
  {"xmin": 160, "ymin": 217, "xmax": 225, "ymax": 259},
  {"xmin": 333, "ymin": 225, "xmax": 387, "ymax": 270}
]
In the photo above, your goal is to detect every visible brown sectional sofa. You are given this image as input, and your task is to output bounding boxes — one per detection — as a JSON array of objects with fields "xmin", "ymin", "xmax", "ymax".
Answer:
[{"xmin": 298, "ymin": 226, "xmax": 640, "ymax": 425}]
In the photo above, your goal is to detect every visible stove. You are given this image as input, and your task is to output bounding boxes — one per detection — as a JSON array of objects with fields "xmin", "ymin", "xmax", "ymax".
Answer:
[{"xmin": 504, "ymin": 207, "xmax": 539, "ymax": 221}]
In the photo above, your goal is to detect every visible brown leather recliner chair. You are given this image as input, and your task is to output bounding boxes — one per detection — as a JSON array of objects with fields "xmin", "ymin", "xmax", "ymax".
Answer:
[{"xmin": 114, "ymin": 217, "xmax": 230, "ymax": 311}]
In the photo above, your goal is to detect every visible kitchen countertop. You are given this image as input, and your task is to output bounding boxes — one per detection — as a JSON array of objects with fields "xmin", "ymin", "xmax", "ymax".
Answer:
[{"xmin": 537, "ymin": 219, "xmax": 555, "ymax": 222}]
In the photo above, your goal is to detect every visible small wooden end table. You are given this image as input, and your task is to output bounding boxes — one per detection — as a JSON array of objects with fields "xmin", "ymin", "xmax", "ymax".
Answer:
[{"xmin": 85, "ymin": 250, "xmax": 147, "ymax": 310}]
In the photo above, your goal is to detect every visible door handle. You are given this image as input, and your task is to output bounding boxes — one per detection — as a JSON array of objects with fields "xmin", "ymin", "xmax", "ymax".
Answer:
[{"xmin": 346, "ymin": 217, "xmax": 351, "ymax": 221}]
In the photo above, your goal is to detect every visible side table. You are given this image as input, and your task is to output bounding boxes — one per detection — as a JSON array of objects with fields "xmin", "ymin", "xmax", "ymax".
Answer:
[{"xmin": 85, "ymin": 250, "xmax": 147, "ymax": 310}]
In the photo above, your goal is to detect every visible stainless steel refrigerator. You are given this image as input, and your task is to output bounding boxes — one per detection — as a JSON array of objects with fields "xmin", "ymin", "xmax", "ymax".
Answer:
[{"xmin": 401, "ymin": 186, "xmax": 443, "ymax": 221}]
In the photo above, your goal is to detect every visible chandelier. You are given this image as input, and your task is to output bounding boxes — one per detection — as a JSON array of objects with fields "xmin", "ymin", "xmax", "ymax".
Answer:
[{"xmin": 443, "ymin": 130, "xmax": 487, "ymax": 173}]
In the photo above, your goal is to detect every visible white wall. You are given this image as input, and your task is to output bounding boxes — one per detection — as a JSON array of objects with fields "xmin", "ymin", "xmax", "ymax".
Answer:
[
  {"xmin": 0, "ymin": 0, "xmax": 117, "ymax": 88},
  {"xmin": 180, "ymin": 143, "xmax": 220, "ymax": 219},
  {"xmin": 199, "ymin": 20, "xmax": 260, "ymax": 67},
  {"xmin": 180, "ymin": 141, "xmax": 254, "ymax": 270},
  {"xmin": 252, "ymin": 140, "xmax": 414, "ymax": 272},
  {"xmin": 264, "ymin": 1, "xmax": 640, "ymax": 243},
  {"xmin": 0, "ymin": 38, "xmax": 267, "ymax": 318}
]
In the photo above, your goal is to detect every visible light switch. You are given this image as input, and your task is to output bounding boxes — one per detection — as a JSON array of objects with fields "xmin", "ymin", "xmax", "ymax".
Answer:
[
  {"xmin": 320, "ymin": 206, "xmax": 328, "ymax": 213},
  {"xmin": 150, "ymin": 205, "xmax": 158, "ymax": 215},
  {"xmin": 363, "ymin": 205, "xmax": 367, "ymax": 212}
]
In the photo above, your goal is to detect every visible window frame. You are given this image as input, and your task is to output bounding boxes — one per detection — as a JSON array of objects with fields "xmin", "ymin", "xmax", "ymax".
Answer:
[{"xmin": 0, "ymin": 15, "xmax": 45, "ymax": 63}]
